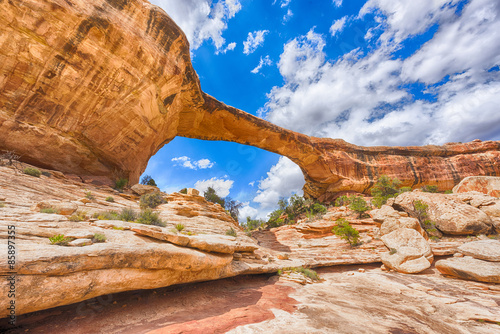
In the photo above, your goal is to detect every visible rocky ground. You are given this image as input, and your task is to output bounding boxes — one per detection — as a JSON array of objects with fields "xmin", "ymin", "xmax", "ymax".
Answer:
[
  {"xmin": 1, "ymin": 263, "xmax": 500, "ymax": 333},
  {"xmin": 1, "ymin": 164, "xmax": 500, "ymax": 333}
]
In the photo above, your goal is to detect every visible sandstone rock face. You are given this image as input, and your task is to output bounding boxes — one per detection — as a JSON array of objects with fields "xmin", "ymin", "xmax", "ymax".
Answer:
[
  {"xmin": 381, "ymin": 228, "xmax": 433, "ymax": 274},
  {"xmin": 436, "ymin": 256, "xmax": 500, "ymax": 283},
  {"xmin": 458, "ymin": 240, "xmax": 500, "ymax": 262},
  {"xmin": 453, "ymin": 176, "xmax": 500, "ymax": 197},
  {"xmin": 0, "ymin": 0, "xmax": 499, "ymax": 199},
  {"xmin": 131, "ymin": 184, "xmax": 160, "ymax": 195},
  {"xmin": 371, "ymin": 205, "xmax": 425, "ymax": 237},
  {"xmin": 394, "ymin": 191, "xmax": 494, "ymax": 235}
]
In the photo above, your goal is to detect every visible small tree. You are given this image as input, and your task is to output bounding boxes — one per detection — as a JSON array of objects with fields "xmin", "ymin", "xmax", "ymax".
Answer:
[
  {"xmin": 244, "ymin": 216, "xmax": 265, "ymax": 231},
  {"xmin": 371, "ymin": 175, "xmax": 402, "ymax": 208},
  {"xmin": 225, "ymin": 197, "xmax": 243, "ymax": 221},
  {"xmin": 140, "ymin": 193, "xmax": 165, "ymax": 209},
  {"xmin": 348, "ymin": 195, "xmax": 371, "ymax": 218},
  {"xmin": 204, "ymin": 187, "xmax": 225, "ymax": 207},
  {"xmin": 332, "ymin": 218, "xmax": 360, "ymax": 246},
  {"xmin": 140, "ymin": 175, "xmax": 157, "ymax": 187},
  {"xmin": 421, "ymin": 185, "xmax": 438, "ymax": 193},
  {"xmin": 334, "ymin": 195, "xmax": 351, "ymax": 207}
]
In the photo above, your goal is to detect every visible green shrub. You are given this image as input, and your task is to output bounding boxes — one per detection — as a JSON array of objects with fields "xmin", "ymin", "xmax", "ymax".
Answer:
[
  {"xmin": 334, "ymin": 195, "xmax": 351, "ymax": 207},
  {"xmin": 332, "ymin": 218, "xmax": 360, "ymax": 246},
  {"xmin": 399, "ymin": 186, "xmax": 412, "ymax": 193},
  {"xmin": 40, "ymin": 207, "xmax": 58, "ymax": 214},
  {"xmin": 175, "ymin": 223, "xmax": 185, "ymax": 232},
  {"xmin": 49, "ymin": 234, "xmax": 72, "ymax": 246},
  {"xmin": 136, "ymin": 208, "xmax": 165, "ymax": 227},
  {"xmin": 278, "ymin": 267, "xmax": 320, "ymax": 281},
  {"xmin": 85, "ymin": 191, "xmax": 95, "ymax": 200},
  {"xmin": 244, "ymin": 216, "xmax": 265, "ymax": 231},
  {"xmin": 348, "ymin": 195, "xmax": 371, "ymax": 218},
  {"xmin": 92, "ymin": 233, "xmax": 106, "ymax": 243},
  {"xmin": 105, "ymin": 196, "xmax": 114, "ymax": 202},
  {"xmin": 226, "ymin": 227, "xmax": 237, "ymax": 237},
  {"xmin": 0, "ymin": 202, "xmax": 5, "ymax": 208},
  {"xmin": 444, "ymin": 190, "xmax": 453, "ymax": 194},
  {"xmin": 180, "ymin": 188, "xmax": 188, "ymax": 194},
  {"xmin": 112, "ymin": 226, "xmax": 124, "ymax": 230},
  {"xmin": 140, "ymin": 193, "xmax": 165, "ymax": 209},
  {"xmin": 114, "ymin": 178, "xmax": 128, "ymax": 191},
  {"xmin": 24, "ymin": 167, "xmax": 41, "ymax": 177},
  {"xmin": 140, "ymin": 175, "xmax": 157, "ymax": 187},
  {"xmin": 371, "ymin": 175, "xmax": 402, "ymax": 208},
  {"xmin": 413, "ymin": 200, "xmax": 429, "ymax": 222},
  {"xmin": 94, "ymin": 211, "xmax": 119, "ymax": 220},
  {"xmin": 389, "ymin": 248, "xmax": 397, "ymax": 255},
  {"xmin": 421, "ymin": 185, "xmax": 439, "ymax": 193},
  {"xmin": 119, "ymin": 207, "xmax": 137, "ymax": 222},
  {"xmin": 204, "ymin": 187, "xmax": 225, "ymax": 207},
  {"xmin": 69, "ymin": 211, "xmax": 87, "ymax": 222}
]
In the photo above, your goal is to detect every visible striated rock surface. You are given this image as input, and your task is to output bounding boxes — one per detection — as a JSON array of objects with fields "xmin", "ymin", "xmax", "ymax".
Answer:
[
  {"xmin": 453, "ymin": 176, "xmax": 500, "ymax": 197},
  {"xmin": 394, "ymin": 191, "xmax": 494, "ymax": 235},
  {"xmin": 436, "ymin": 256, "xmax": 500, "ymax": 284},
  {"xmin": 0, "ymin": 0, "xmax": 499, "ymax": 199},
  {"xmin": 458, "ymin": 240, "xmax": 500, "ymax": 262},
  {"xmin": 380, "ymin": 228, "xmax": 433, "ymax": 274}
]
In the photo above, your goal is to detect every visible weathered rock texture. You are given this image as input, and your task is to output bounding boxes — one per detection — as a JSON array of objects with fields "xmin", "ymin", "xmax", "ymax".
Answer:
[
  {"xmin": 1, "ymin": 0, "xmax": 500, "ymax": 199},
  {"xmin": 453, "ymin": 176, "xmax": 500, "ymax": 197}
]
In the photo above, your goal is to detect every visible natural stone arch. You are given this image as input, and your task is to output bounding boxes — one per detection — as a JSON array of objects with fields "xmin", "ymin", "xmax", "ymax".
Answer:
[{"xmin": 0, "ymin": 0, "xmax": 499, "ymax": 201}]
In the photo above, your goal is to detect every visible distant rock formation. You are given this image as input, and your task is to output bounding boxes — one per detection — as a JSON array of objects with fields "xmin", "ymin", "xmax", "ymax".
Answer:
[{"xmin": 1, "ymin": 0, "xmax": 500, "ymax": 200}]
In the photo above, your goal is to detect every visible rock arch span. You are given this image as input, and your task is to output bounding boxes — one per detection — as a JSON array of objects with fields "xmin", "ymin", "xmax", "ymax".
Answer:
[{"xmin": 1, "ymin": 0, "xmax": 499, "ymax": 201}]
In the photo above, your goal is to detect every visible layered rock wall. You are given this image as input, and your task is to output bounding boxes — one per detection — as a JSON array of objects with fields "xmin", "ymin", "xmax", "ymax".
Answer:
[{"xmin": 1, "ymin": 0, "xmax": 499, "ymax": 200}]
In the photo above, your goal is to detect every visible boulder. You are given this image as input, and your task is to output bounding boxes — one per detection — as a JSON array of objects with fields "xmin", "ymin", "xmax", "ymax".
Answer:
[
  {"xmin": 458, "ymin": 240, "xmax": 500, "ymax": 262},
  {"xmin": 451, "ymin": 192, "xmax": 500, "ymax": 233},
  {"xmin": 435, "ymin": 256, "xmax": 500, "ymax": 283},
  {"xmin": 34, "ymin": 200, "xmax": 78, "ymax": 215},
  {"xmin": 394, "ymin": 191, "xmax": 493, "ymax": 235},
  {"xmin": 453, "ymin": 176, "xmax": 500, "ymax": 197},
  {"xmin": 131, "ymin": 184, "xmax": 160, "ymax": 196},
  {"xmin": 380, "ymin": 228, "xmax": 433, "ymax": 274},
  {"xmin": 187, "ymin": 188, "xmax": 200, "ymax": 196},
  {"xmin": 68, "ymin": 238, "xmax": 93, "ymax": 247},
  {"xmin": 371, "ymin": 205, "xmax": 426, "ymax": 237}
]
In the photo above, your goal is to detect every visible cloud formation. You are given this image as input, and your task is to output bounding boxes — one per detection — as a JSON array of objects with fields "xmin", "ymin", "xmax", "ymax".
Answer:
[
  {"xmin": 172, "ymin": 156, "xmax": 215, "ymax": 170},
  {"xmin": 251, "ymin": 55, "xmax": 273, "ymax": 74},
  {"xmin": 330, "ymin": 16, "xmax": 347, "ymax": 37},
  {"xmin": 195, "ymin": 177, "xmax": 234, "ymax": 197},
  {"xmin": 150, "ymin": 0, "xmax": 241, "ymax": 51},
  {"xmin": 243, "ymin": 30, "xmax": 269, "ymax": 55}
]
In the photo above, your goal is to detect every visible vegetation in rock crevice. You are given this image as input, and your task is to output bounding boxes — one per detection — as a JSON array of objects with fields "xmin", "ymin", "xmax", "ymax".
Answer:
[
  {"xmin": 24, "ymin": 167, "xmax": 41, "ymax": 177},
  {"xmin": 332, "ymin": 218, "xmax": 360, "ymax": 246},
  {"xmin": 140, "ymin": 193, "xmax": 165, "ymax": 209},
  {"xmin": 267, "ymin": 194, "xmax": 327, "ymax": 228},
  {"xmin": 204, "ymin": 187, "xmax": 242, "ymax": 221}
]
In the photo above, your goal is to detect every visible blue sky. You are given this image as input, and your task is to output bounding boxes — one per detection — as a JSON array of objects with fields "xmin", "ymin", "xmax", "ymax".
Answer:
[{"xmin": 146, "ymin": 0, "xmax": 500, "ymax": 221}]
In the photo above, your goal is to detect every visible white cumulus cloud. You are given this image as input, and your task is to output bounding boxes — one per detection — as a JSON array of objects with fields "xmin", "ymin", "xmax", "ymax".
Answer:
[
  {"xmin": 172, "ymin": 156, "xmax": 215, "ymax": 170},
  {"xmin": 195, "ymin": 177, "xmax": 234, "ymax": 197},
  {"xmin": 243, "ymin": 30, "xmax": 269, "ymax": 55},
  {"xmin": 251, "ymin": 55, "xmax": 273, "ymax": 74},
  {"xmin": 333, "ymin": 0, "xmax": 343, "ymax": 7},
  {"xmin": 330, "ymin": 16, "xmax": 347, "ymax": 37},
  {"xmin": 149, "ymin": 0, "xmax": 241, "ymax": 51}
]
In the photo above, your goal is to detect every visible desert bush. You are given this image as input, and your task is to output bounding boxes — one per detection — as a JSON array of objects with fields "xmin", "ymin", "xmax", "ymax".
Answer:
[
  {"xmin": 278, "ymin": 267, "xmax": 320, "ymax": 281},
  {"xmin": 23, "ymin": 167, "xmax": 41, "ymax": 177},
  {"xmin": 140, "ymin": 175, "xmax": 157, "ymax": 187},
  {"xmin": 179, "ymin": 188, "xmax": 188, "ymax": 194},
  {"xmin": 114, "ymin": 178, "xmax": 128, "ymax": 191},
  {"xmin": 69, "ymin": 211, "xmax": 87, "ymax": 222},
  {"xmin": 140, "ymin": 193, "xmax": 165, "ymax": 209},
  {"xmin": 136, "ymin": 208, "xmax": 165, "ymax": 227},
  {"xmin": 49, "ymin": 234, "xmax": 72, "ymax": 246},
  {"xmin": 226, "ymin": 227, "xmax": 237, "ymax": 237},
  {"xmin": 332, "ymin": 218, "xmax": 360, "ymax": 246},
  {"xmin": 175, "ymin": 223, "xmax": 185, "ymax": 232},
  {"xmin": 204, "ymin": 187, "xmax": 225, "ymax": 207},
  {"xmin": 371, "ymin": 175, "xmax": 402, "ymax": 208},
  {"xmin": 105, "ymin": 196, "xmax": 114, "ymax": 202},
  {"xmin": 225, "ymin": 197, "xmax": 243, "ymax": 221},
  {"xmin": 93, "ymin": 211, "xmax": 119, "ymax": 220},
  {"xmin": 348, "ymin": 195, "xmax": 371, "ymax": 218},
  {"xmin": 40, "ymin": 207, "xmax": 58, "ymax": 214},
  {"xmin": 444, "ymin": 190, "xmax": 453, "ymax": 194},
  {"xmin": 244, "ymin": 216, "xmax": 266, "ymax": 231},
  {"xmin": 0, "ymin": 202, "xmax": 5, "ymax": 208},
  {"xmin": 421, "ymin": 185, "xmax": 439, "ymax": 193},
  {"xmin": 413, "ymin": 200, "xmax": 440, "ymax": 237},
  {"xmin": 399, "ymin": 186, "xmax": 412, "ymax": 193},
  {"xmin": 92, "ymin": 233, "xmax": 106, "ymax": 243},
  {"xmin": 119, "ymin": 207, "xmax": 137, "ymax": 222},
  {"xmin": 85, "ymin": 191, "xmax": 95, "ymax": 200},
  {"xmin": 334, "ymin": 195, "xmax": 351, "ymax": 207}
]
